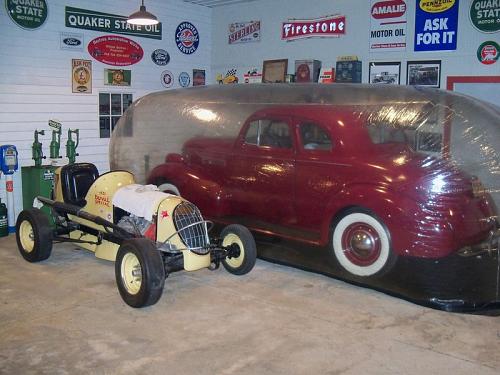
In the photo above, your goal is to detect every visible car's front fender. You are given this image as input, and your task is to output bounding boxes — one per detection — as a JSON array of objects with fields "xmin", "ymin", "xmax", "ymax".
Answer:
[{"xmin": 147, "ymin": 161, "xmax": 229, "ymax": 218}]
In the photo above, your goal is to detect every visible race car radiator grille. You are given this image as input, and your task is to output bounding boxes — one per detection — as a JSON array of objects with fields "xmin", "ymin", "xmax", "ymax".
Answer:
[{"xmin": 173, "ymin": 201, "xmax": 210, "ymax": 253}]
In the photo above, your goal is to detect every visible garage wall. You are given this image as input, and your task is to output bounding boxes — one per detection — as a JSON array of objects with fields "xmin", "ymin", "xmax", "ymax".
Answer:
[
  {"xmin": 0, "ymin": 0, "xmax": 211, "ymax": 216},
  {"xmin": 211, "ymin": 0, "xmax": 498, "ymax": 86}
]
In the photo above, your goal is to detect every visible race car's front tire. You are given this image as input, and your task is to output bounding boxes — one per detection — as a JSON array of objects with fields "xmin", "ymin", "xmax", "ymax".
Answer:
[
  {"xmin": 15, "ymin": 208, "xmax": 53, "ymax": 263},
  {"xmin": 332, "ymin": 209, "xmax": 397, "ymax": 277},
  {"xmin": 221, "ymin": 224, "xmax": 257, "ymax": 275},
  {"xmin": 115, "ymin": 239, "xmax": 165, "ymax": 308}
]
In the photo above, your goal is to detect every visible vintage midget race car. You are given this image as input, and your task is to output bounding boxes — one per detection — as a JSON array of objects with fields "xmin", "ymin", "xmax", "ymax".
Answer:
[
  {"xmin": 147, "ymin": 105, "xmax": 499, "ymax": 278},
  {"xmin": 15, "ymin": 163, "xmax": 256, "ymax": 308}
]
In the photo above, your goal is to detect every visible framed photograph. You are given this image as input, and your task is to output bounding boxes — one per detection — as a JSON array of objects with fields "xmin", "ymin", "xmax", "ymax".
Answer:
[
  {"xmin": 104, "ymin": 69, "xmax": 131, "ymax": 86},
  {"xmin": 369, "ymin": 62, "xmax": 401, "ymax": 85},
  {"xmin": 262, "ymin": 59, "xmax": 288, "ymax": 83},
  {"xmin": 406, "ymin": 60, "xmax": 441, "ymax": 88}
]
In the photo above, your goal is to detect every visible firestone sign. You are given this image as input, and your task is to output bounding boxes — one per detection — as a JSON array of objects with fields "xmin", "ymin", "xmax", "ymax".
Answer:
[
  {"xmin": 65, "ymin": 6, "xmax": 162, "ymax": 40},
  {"xmin": 5, "ymin": 0, "xmax": 48, "ymax": 29},
  {"xmin": 282, "ymin": 15, "xmax": 346, "ymax": 41},
  {"xmin": 469, "ymin": 0, "xmax": 500, "ymax": 33},
  {"xmin": 370, "ymin": 0, "xmax": 407, "ymax": 51}
]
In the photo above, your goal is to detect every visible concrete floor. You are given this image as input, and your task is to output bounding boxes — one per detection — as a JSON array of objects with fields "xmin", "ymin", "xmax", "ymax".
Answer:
[{"xmin": 1, "ymin": 234, "xmax": 499, "ymax": 375}]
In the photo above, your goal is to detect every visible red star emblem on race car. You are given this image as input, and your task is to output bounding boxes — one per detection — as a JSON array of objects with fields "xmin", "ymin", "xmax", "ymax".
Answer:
[{"xmin": 161, "ymin": 210, "xmax": 169, "ymax": 218}]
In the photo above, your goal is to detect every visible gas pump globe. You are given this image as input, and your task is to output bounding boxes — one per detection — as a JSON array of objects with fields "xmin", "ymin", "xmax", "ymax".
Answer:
[{"xmin": 0, "ymin": 145, "xmax": 19, "ymax": 232}]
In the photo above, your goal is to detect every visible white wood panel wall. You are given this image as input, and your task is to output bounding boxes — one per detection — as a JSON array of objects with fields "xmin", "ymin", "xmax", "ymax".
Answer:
[{"xmin": 0, "ymin": 0, "xmax": 212, "ymax": 218}]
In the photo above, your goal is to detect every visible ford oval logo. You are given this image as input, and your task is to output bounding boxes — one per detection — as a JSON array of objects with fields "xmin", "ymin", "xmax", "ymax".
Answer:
[
  {"xmin": 63, "ymin": 38, "xmax": 81, "ymax": 46},
  {"xmin": 151, "ymin": 49, "xmax": 170, "ymax": 65}
]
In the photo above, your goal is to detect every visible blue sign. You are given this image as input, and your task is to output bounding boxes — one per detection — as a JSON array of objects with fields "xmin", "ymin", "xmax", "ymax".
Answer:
[
  {"xmin": 151, "ymin": 49, "xmax": 170, "ymax": 65},
  {"xmin": 414, "ymin": 0, "xmax": 459, "ymax": 52},
  {"xmin": 178, "ymin": 72, "xmax": 191, "ymax": 87},
  {"xmin": 175, "ymin": 22, "xmax": 199, "ymax": 55}
]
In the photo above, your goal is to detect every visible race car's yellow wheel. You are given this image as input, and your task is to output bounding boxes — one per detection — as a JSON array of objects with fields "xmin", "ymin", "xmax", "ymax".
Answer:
[
  {"xmin": 223, "ymin": 233, "xmax": 244, "ymax": 268},
  {"xmin": 221, "ymin": 224, "xmax": 257, "ymax": 275},
  {"xmin": 15, "ymin": 209, "xmax": 52, "ymax": 263},
  {"xmin": 19, "ymin": 221, "xmax": 35, "ymax": 253},
  {"xmin": 115, "ymin": 238, "xmax": 165, "ymax": 308},
  {"xmin": 120, "ymin": 253, "xmax": 142, "ymax": 295}
]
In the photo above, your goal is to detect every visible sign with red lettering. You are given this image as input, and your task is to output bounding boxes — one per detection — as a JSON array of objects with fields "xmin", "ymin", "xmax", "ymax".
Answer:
[
  {"xmin": 88, "ymin": 35, "xmax": 143, "ymax": 66},
  {"xmin": 282, "ymin": 15, "xmax": 346, "ymax": 41},
  {"xmin": 229, "ymin": 21, "xmax": 261, "ymax": 44},
  {"xmin": 370, "ymin": 0, "xmax": 407, "ymax": 51},
  {"xmin": 6, "ymin": 180, "xmax": 13, "ymax": 193}
]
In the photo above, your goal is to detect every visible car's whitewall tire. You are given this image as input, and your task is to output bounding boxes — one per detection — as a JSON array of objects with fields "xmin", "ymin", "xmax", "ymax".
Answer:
[{"xmin": 332, "ymin": 211, "xmax": 396, "ymax": 277}]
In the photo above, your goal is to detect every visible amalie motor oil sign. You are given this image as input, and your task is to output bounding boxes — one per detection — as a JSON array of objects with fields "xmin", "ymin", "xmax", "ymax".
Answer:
[{"xmin": 88, "ymin": 35, "xmax": 144, "ymax": 66}]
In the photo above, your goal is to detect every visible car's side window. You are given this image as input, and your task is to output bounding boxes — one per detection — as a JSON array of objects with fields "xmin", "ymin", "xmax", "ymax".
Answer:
[
  {"xmin": 299, "ymin": 122, "xmax": 333, "ymax": 151},
  {"xmin": 244, "ymin": 119, "xmax": 292, "ymax": 149}
]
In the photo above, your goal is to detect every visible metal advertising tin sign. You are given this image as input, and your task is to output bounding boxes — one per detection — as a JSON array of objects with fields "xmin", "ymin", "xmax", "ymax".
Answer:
[
  {"xmin": 161, "ymin": 70, "xmax": 174, "ymax": 88},
  {"xmin": 60, "ymin": 32, "xmax": 83, "ymax": 50},
  {"xmin": 470, "ymin": 0, "xmax": 500, "ymax": 33},
  {"xmin": 151, "ymin": 49, "xmax": 170, "ymax": 65},
  {"xmin": 175, "ymin": 22, "xmax": 200, "ymax": 54},
  {"xmin": 72, "ymin": 59, "xmax": 92, "ymax": 94},
  {"xmin": 282, "ymin": 15, "xmax": 346, "ymax": 41},
  {"xmin": 178, "ymin": 72, "xmax": 191, "ymax": 87},
  {"xmin": 65, "ymin": 6, "xmax": 162, "ymax": 40},
  {"xmin": 370, "ymin": 0, "xmax": 407, "ymax": 51},
  {"xmin": 5, "ymin": 0, "xmax": 48, "ymax": 29},
  {"xmin": 104, "ymin": 69, "xmax": 131, "ymax": 86},
  {"xmin": 88, "ymin": 35, "xmax": 143, "ymax": 66},
  {"xmin": 228, "ymin": 21, "xmax": 261, "ymax": 44},
  {"xmin": 477, "ymin": 40, "xmax": 499, "ymax": 64},
  {"xmin": 192, "ymin": 69, "xmax": 206, "ymax": 86},
  {"xmin": 414, "ymin": 0, "xmax": 459, "ymax": 52}
]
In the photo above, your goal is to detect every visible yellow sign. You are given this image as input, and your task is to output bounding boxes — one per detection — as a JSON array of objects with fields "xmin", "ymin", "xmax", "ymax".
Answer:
[
  {"xmin": 337, "ymin": 55, "xmax": 358, "ymax": 61},
  {"xmin": 419, "ymin": 0, "xmax": 455, "ymax": 13},
  {"xmin": 72, "ymin": 59, "xmax": 92, "ymax": 93}
]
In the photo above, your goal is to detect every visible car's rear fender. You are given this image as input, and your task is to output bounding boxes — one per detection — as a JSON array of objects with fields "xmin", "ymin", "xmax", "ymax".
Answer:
[{"xmin": 320, "ymin": 183, "xmax": 426, "ymax": 257}]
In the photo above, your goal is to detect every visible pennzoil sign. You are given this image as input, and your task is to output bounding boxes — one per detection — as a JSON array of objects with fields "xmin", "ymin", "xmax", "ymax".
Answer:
[{"xmin": 282, "ymin": 15, "xmax": 346, "ymax": 41}]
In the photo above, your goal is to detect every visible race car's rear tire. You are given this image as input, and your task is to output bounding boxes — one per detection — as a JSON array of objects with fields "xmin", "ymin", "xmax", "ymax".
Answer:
[
  {"xmin": 156, "ymin": 180, "xmax": 181, "ymax": 196},
  {"xmin": 332, "ymin": 209, "xmax": 397, "ymax": 277},
  {"xmin": 221, "ymin": 224, "xmax": 257, "ymax": 275},
  {"xmin": 15, "ymin": 209, "xmax": 52, "ymax": 263},
  {"xmin": 115, "ymin": 238, "xmax": 165, "ymax": 308}
]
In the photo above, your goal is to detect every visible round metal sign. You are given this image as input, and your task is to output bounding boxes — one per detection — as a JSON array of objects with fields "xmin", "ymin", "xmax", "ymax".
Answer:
[
  {"xmin": 175, "ymin": 22, "xmax": 199, "ymax": 55},
  {"xmin": 161, "ymin": 70, "xmax": 174, "ymax": 88},
  {"xmin": 477, "ymin": 41, "xmax": 499, "ymax": 65},
  {"xmin": 178, "ymin": 72, "xmax": 191, "ymax": 87},
  {"xmin": 5, "ymin": 0, "xmax": 48, "ymax": 30},
  {"xmin": 151, "ymin": 49, "xmax": 170, "ymax": 66},
  {"xmin": 469, "ymin": 0, "xmax": 500, "ymax": 33}
]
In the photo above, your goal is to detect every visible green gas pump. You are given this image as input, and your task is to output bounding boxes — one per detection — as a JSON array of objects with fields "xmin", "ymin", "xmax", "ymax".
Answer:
[
  {"xmin": 32, "ymin": 130, "xmax": 46, "ymax": 167},
  {"xmin": 48, "ymin": 119, "xmax": 63, "ymax": 163},
  {"xmin": 66, "ymin": 129, "xmax": 79, "ymax": 164}
]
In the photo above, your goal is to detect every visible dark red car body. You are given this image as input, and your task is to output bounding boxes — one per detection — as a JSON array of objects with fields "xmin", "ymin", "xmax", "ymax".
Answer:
[{"xmin": 148, "ymin": 105, "xmax": 497, "ymax": 272}]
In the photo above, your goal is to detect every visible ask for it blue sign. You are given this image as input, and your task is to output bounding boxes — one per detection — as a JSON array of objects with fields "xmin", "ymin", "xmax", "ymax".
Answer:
[{"xmin": 414, "ymin": 0, "xmax": 459, "ymax": 52}]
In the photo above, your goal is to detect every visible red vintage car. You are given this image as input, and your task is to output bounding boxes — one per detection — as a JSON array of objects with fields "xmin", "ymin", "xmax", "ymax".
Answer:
[{"xmin": 147, "ymin": 105, "xmax": 498, "ymax": 277}]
